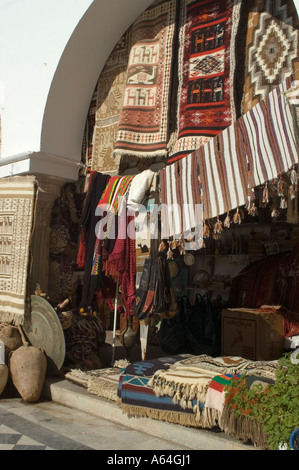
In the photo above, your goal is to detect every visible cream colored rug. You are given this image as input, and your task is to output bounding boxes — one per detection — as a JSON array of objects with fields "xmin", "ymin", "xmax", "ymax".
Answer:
[
  {"xmin": 64, "ymin": 361, "xmax": 129, "ymax": 402},
  {"xmin": 0, "ymin": 176, "xmax": 37, "ymax": 326}
]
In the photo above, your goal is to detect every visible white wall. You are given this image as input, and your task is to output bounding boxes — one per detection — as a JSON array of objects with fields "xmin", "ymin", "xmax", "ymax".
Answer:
[
  {"xmin": 0, "ymin": 0, "xmax": 153, "ymax": 165},
  {"xmin": 0, "ymin": 0, "xmax": 93, "ymax": 158}
]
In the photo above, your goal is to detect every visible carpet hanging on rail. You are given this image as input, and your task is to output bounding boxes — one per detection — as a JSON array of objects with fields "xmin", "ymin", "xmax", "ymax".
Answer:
[
  {"xmin": 168, "ymin": 0, "xmax": 243, "ymax": 163},
  {"xmin": 113, "ymin": 0, "xmax": 177, "ymax": 161},
  {"xmin": 241, "ymin": 0, "xmax": 299, "ymax": 115},
  {"xmin": 90, "ymin": 30, "xmax": 131, "ymax": 174}
]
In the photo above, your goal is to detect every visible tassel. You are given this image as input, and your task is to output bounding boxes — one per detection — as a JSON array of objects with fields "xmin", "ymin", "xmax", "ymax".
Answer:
[
  {"xmin": 248, "ymin": 202, "xmax": 258, "ymax": 217},
  {"xmin": 290, "ymin": 167, "xmax": 298, "ymax": 188},
  {"xmin": 289, "ymin": 184, "xmax": 296, "ymax": 200},
  {"xmin": 271, "ymin": 207, "xmax": 280, "ymax": 218},
  {"xmin": 261, "ymin": 183, "xmax": 269, "ymax": 205},
  {"xmin": 233, "ymin": 208, "xmax": 242, "ymax": 225},
  {"xmin": 224, "ymin": 212, "xmax": 231, "ymax": 228},
  {"xmin": 280, "ymin": 196, "xmax": 288, "ymax": 210},
  {"xmin": 167, "ymin": 247, "xmax": 173, "ymax": 259},
  {"xmin": 203, "ymin": 222, "xmax": 210, "ymax": 238},
  {"xmin": 277, "ymin": 176, "xmax": 284, "ymax": 197},
  {"xmin": 213, "ymin": 217, "xmax": 223, "ymax": 239}
]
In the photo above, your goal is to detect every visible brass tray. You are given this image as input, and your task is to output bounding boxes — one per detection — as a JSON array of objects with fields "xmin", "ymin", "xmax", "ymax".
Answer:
[{"xmin": 23, "ymin": 295, "xmax": 66, "ymax": 375}]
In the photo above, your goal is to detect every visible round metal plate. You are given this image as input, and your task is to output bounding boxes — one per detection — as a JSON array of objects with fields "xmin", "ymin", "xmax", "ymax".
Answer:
[
  {"xmin": 184, "ymin": 253, "xmax": 195, "ymax": 266},
  {"xmin": 23, "ymin": 295, "xmax": 66, "ymax": 375},
  {"xmin": 168, "ymin": 260, "xmax": 179, "ymax": 278}
]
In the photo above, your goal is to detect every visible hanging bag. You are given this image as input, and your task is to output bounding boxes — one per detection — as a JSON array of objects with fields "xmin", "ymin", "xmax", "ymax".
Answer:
[
  {"xmin": 139, "ymin": 257, "xmax": 158, "ymax": 319},
  {"xmin": 134, "ymin": 257, "xmax": 153, "ymax": 319},
  {"xmin": 153, "ymin": 252, "xmax": 178, "ymax": 319}
]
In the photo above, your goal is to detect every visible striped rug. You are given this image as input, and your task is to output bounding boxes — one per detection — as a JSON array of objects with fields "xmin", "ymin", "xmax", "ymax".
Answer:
[
  {"xmin": 238, "ymin": 76, "xmax": 298, "ymax": 189},
  {"xmin": 0, "ymin": 176, "xmax": 37, "ymax": 326},
  {"xmin": 196, "ymin": 122, "xmax": 248, "ymax": 220},
  {"xmin": 159, "ymin": 152, "xmax": 202, "ymax": 238}
]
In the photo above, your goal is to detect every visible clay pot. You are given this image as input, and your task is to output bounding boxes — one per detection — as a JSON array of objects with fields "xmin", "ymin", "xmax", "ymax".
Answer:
[
  {"xmin": 0, "ymin": 324, "xmax": 22, "ymax": 361},
  {"xmin": 9, "ymin": 342, "xmax": 47, "ymax": 403},
  {"xmin": 0, "ymin": 364, "xmax": 8, "ymax": 396}
]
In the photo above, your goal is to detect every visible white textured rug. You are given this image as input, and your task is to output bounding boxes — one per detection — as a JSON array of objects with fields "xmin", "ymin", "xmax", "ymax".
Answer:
[{"xmin": 0, "ymin": 176, "xmax": 37, "ymax": 325}]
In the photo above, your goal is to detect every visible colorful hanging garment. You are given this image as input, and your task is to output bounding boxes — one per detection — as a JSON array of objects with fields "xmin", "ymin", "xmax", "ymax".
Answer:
[
  {"xmin": 159, "ymin": 151, "xmax": 202, "ymax": 238},
  {"xmin": 78, "ymin": 172, "xmax": 110, "ymax": 309},
  {"xmin": 241, "ymin": 0, "xmax": 299, "ymax": 115},
  {"xmin": 104, "ymin": 194, "xmax": 136, "ymax": 317},
  {"xmin": 196, "ymin": 121, "xmax": 248, "ymax": 220},
  {"xmin": 96, "ymin": 175, "xmax": 135, "ymax": 215},
  {"xmin": 113, "ymin": 0, "xmax": 177, "ymax": 160},
  {"xmin": 92, "ymin": 175, "xmax": 134, "ymax": 277},
  {"xmin": 169, "ymin": 0, "xmax": 243, "ymax": 163},
  {"xmin": 238, "ymin": 76, "xmax": 299, "ymax": 189}
]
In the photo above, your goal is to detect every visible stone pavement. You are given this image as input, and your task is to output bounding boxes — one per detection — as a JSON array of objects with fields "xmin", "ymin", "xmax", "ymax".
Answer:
[{"xmin": 0, "ymin": 397, "xmax": 191, "ymax": 451}]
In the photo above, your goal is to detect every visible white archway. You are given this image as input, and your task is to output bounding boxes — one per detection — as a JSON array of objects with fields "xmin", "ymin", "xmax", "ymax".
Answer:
[{"xmin": 40, "ymin": 0, "xmax": 153, "ymax": 167}]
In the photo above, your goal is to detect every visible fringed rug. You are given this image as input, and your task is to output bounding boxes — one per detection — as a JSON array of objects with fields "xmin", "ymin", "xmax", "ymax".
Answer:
[
  {"xmin": 169, "ymin": 0, "xmax": 243, "ymax": 162},
  {"xmin": 238, "ymin": 76, "xmax": 298, "ymax": 189},
  {"xmin": 148, "ymin": 354, "xmax": 278, "ymax": 423},
  {"xmin": 113, "ymin": 0, "xmax": 177, "ymax": 160},
  {"xmin": 196, "ymin": 121, "xmax": 248, "ymax": 220},
  {"xmin": 0, "ymin": 176, "xmax": 37, "ymax": 326},
  {"xmin": 159, "ymin": 151, "xmax": 202, "ymax": 238},
  {"xmin": 241, "ymin": 0, "xmax": 299, "ymax": 115},
  {"xmin": 117, "ymin": 354, "xmax": 211, "ymax": 428},
  {"xmin": 219, "ymin": 375, "xmax": 276, "ymax": 449},
  {"xmin": 90, "ymin": 30, "xmax": 131, "ymax": 174},
  {"xmin": 65, "ymin": 363, "xmax": 127, "ymax": 402}
]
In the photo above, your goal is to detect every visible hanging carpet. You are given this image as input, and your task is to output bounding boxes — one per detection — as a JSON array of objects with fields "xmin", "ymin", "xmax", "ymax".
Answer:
[
  {"xmin": 238, "ymin": 76, "xmax": 299, "ymax": 189},
  {"xmin": 159, "ymin": 151, "xmax": 202, "ymax": 238},
  {"xmin": 91, "ymin": 30, "xmax": 131, "ymax": 173},
  {"xmin": 169, "ymin": 0, "xmax": 243, "ymax": 162},
  {"xmin": 113, "ymin": 0, "xmax": 177, "ymax": 161},
  {"xmin": 0, "ymin": 176, "xmax": 37, "ymax": 326},
  {"xmin": 196, "ymin": 121, "xmax": 248, "ymax": 220},
  {"xmin": 241, "ymin": 0, "xmax": 299, "ymax": 115}
]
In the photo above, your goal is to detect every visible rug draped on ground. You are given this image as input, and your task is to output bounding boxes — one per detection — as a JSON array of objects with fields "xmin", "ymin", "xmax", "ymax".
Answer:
[
  {"xmin": 117, "ymin": 354, "xmax": 211, "ymax": 428},
  {"xmin": 148, "ymin": 355, "xmax": 278, "ymax": 423},
  {"xmin": 65, "ymin": 366, "xmax": 123, "ymax": 402},
  {"xmin": 0, "ymin": 176, "xmax": 37, "ymax": 326}
]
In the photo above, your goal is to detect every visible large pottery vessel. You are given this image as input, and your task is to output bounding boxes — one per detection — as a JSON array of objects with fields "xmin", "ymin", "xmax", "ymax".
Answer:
[
  {"xmin": 0, "ymin": 363, "xmax": 8, "ymax": 396},
  {"xmin": 9, "ymin": 342, "xmax": 47, "ymax": 402}
]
